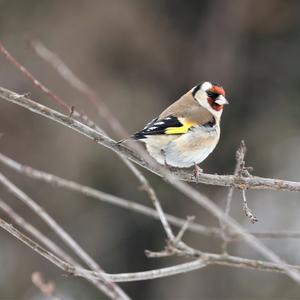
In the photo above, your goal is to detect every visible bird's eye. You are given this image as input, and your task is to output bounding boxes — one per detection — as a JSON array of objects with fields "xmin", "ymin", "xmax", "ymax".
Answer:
[{"xmin": 207, "ymin": 91, "xmax": 219, "ymax": 99}]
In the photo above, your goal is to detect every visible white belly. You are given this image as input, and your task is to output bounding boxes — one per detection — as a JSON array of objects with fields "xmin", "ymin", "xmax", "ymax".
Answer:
[{"xmin": 144, "ymin": 125, "xmax": 220, "ymax": 168}]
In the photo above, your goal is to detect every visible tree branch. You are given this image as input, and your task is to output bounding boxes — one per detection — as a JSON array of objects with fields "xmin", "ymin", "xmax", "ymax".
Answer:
[
  {"xmin": 1, "ymin": 86, "xmax": 300, "ymax": 192},
  {"xmin": 0, "ymin": 198, "xmax": 120, "ymax": 297},
  {"xmin": 0, "ymin": 198, "xmax": 76, "ymax": 265},
  {"xmin": 2, "ymin": 152, "xmax": 299, "ymax": 241},
  {"xmin": 221, "ymin": 140, "xmax": 248, "ymax": 253},
  {"xmin": 2, "ymin": 216, "xmax": 300, "ymax": 284}
]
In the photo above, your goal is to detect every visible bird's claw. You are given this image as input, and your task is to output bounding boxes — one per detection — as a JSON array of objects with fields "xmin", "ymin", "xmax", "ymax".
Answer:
[{"xmin": 192, "ymin": 163, "xmax": 203, "ymax": 182}]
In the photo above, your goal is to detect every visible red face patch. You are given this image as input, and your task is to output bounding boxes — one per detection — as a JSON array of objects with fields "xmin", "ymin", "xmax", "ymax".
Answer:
[{"xmin": 211, "ymin": 86, "xmax": 225, "ymax": 96}]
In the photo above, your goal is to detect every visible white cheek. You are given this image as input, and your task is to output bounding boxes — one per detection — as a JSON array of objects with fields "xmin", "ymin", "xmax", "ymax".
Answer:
[{"xmin": 194, "ymin": 89, "xmax": 223, "ymax": 119}]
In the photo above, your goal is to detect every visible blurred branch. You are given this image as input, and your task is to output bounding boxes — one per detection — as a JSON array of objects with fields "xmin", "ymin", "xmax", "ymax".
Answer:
[
  {"xmin": 0, "ymin": 215, "xmax": 208, "ymax": 281},
  {"xmin": 0, "ymin": 172, "xmax": 129, "ymax": 300},
  {"xmin": 0, "ymin": 43, "xmax": 71, "ymax": 113},
  {"xmin": 2, "ymin": 216, "xmax": 300, "ymax": 283},
  {"xmin": 31, "ymin": 272, "xmax": 61, "ymax": 300},
  {"xmin": 0, "ymin": 198, "xmax": 117, "ymax": 296},
  {"xmin": 2, "ymin": 87, "xmax": 300, "ymax": 283},
  {"xmin": 0, "ymin": 42, "xmax": 110, "ymax": 137},
  {"xmin": 29, "ymin": 38, "xmax": 126, "ymax": 138},
  {"xmin": 0, "ymin": 198, "xmax": 76, "ymax": 264}
]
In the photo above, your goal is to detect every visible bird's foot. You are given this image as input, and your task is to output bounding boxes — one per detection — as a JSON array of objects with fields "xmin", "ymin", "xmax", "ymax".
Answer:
[{"xmin": 192, "ymin": 163, "xmax": 203, "ymax": 182}]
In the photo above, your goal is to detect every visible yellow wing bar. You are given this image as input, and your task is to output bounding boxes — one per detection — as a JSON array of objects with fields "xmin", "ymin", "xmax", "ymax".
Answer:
[{"xmin": 165, "ymin": 119, "xmax": 196, "ymax": 135}]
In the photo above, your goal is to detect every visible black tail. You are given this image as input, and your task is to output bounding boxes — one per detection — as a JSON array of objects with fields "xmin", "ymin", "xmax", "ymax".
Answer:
[
  {"xmin": 117, "ymin": 131, "xmax": 147, "ymax": 144},
  {"xmin": 116, "ymin": 135, "xmax": 135, "ymax": 145},
  {"xmin": 132, "ymin": 131, "xmax": 146, "ymax": 140}
]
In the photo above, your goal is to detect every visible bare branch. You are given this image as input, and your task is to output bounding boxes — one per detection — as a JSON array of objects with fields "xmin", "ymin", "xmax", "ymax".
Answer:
[
  {"xmin": 174, "ymin": 216, "xmax": 195, "ymax": 244},
  {"xmin": 3, "ymin": 216, "xmax": 300, "ymax": 284},
  {"xmin": 241, "ymin": 189, "xmax": 258, "ymax": 224},
  {"xmin": 1, "ymin": 86, "xmax": 300, "ymax": 193},
  {"xmin": 0, "ymin": 152, "xmax": 299, "ymax": 241},
  {"xmin": 0, "ymin": 217, "xmax": 77, "ymax": 275},
  {"xmin": 0, "ymin": 198, "xmax": 76, "ymax": 264},
  {"xmin": 221, "ymin": 140, "xmax": 247, "ymax": 253},
  {"xmin": 0, "ymin": 198, "xmax": 118, "ymax": 297},
  {"xmin": 105, "ymin": 260, "xmax": 208, "ymax": 282},
  {"xmin": 0, "ymin": 172, "xmax": 129, "ymax": 300},
  {"xmin": 0, "ymin": 216, "xmax": 208, "ymax": 282},
  {"xmin": 145, "ymin": 216, "xmax": 196, "ymax": 259}
]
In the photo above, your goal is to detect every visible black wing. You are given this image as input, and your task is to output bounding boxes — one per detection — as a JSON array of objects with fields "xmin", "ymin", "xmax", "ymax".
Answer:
[{"xmin": 133, "ymin": 116, "xmax": 183, "ymax": 139}]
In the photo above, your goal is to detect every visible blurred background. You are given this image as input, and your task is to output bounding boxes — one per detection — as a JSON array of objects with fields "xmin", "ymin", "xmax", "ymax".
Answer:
[{"xmin": 1, "ymin": 0, "xmax": 300, "ymax": 299}]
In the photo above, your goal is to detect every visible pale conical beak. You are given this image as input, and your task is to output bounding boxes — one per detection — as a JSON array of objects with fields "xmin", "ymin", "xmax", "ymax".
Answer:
[{"xmin": 215, "ymin": 95, "xmax": 229, "ymax": 105}]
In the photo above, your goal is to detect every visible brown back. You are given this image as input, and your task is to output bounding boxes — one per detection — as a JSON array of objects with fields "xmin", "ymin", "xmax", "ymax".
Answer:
[{"xmin": 159, "ymin": 91, "xmax": 214, "ymax": 125}]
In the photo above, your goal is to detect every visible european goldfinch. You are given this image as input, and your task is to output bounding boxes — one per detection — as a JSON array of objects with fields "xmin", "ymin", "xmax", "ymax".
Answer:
[{"xmin": 125, "ymin": 81, "xmax": 228, "ymax": 169}]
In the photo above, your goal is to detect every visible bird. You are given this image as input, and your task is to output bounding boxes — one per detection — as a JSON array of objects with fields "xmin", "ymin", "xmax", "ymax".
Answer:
[{"xmin": 120, "ymin": 81, "xmax": 228, "ymax": 174}]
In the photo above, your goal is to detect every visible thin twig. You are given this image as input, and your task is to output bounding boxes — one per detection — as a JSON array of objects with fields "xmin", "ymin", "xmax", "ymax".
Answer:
[
  {"xmin": 130, "ymin": 161, "xmax": 176, "ymax": 241},
  {"xmin": 145, "ymin": 216, "xmax": 196, "ymax": 259},
  {"xmin": 144, "ymin": 248, "xmax": 175, "ymax": 258},
  {"xmin": 174, "ymin": 216, "xmax": 195, "ymax": 245},
  {"xmin": 242, "ymin": 189, "xmax": 258, "ymax": 224},
  {"xmin": 221, "ymin": 140, "xmax": 247, "ymax": 254}
]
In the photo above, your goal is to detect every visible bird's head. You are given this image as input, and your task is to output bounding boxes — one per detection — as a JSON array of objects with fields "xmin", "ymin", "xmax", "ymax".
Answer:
[{"xmin": 192, "ymin": 81, "xmax": 229, "ymax": 118}]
